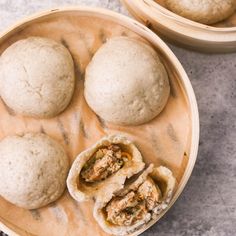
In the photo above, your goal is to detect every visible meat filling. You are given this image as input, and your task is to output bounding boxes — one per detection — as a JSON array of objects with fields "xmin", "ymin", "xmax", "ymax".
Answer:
[
  {"xmin": 81, "ymin": 144, "xmax": 129, "ymax": 183},
  {"xmin": 105, "ymin": 177, "xmax": 161, "ymax": 226}
]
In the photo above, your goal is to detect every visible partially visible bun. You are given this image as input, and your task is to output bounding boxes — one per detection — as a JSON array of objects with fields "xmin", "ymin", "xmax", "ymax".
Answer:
[{"xmin": 165, "ymin": 0, "xmax": 236, "ymax": 24}]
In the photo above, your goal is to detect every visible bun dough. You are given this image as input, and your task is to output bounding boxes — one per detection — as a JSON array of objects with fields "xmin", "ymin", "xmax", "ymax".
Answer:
[
  {"xmin": 165, "ymin": 0, "xmax": 236, "ymax": 24},
  {"xmin": 85, "ymin": 37, "xmax": 170, "ymax": 126},
  {"xmin": 0, "ymin": 133, "xmax": 69, "ymax": 209},
  {"xmin": 0, "ymin": 37, "xmax": 75, "ymax": 118}
]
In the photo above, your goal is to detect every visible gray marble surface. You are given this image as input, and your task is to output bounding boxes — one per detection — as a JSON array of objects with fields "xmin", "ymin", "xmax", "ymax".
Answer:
[{"xmin": 0, "ymin": 0, "xmax": 235, "ymax": 236}]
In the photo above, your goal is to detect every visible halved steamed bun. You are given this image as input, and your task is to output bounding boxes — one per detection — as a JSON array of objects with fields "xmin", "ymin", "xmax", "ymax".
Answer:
[
  {"xmin": 94, "ymin": 164, "xmax": 176, "ymax": 235},
  {"xmin": 67, "ymin": 134, "xmax": 145, "ymax": 202}
]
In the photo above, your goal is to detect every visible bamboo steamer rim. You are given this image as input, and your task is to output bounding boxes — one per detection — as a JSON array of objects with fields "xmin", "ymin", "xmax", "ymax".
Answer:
[
  {"xmin": 0, "ymin": 6, "xmax": 199, "ymax": 236},
  {"xmin": 121, "ymin": 0, "xmax": 236, "ymax": 43}
]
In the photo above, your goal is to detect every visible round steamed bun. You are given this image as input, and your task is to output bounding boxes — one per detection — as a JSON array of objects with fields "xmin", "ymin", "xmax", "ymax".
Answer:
[
  {"xmin": 0, "ymin": 133, "xmax": 69, "ymax": 209},
  {"xmin": 0, "ymin": 37, "xmax": 75, "ymax": 118},
  {"xmin": 84, "ymin": 37, "xmax": 170, "ymax": 126}
]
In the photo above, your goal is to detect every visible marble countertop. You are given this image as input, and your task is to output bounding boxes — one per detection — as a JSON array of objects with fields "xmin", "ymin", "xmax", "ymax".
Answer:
[{"xmin": 0, "ymin": 1, "xmax": 235, "ymax": 236}]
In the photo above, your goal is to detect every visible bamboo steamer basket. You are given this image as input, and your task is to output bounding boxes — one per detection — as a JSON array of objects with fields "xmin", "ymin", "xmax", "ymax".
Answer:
[
  {"xmin": 121, "ymin": 0, "xmax": 236, "ymax": 52},
  {"xmin": 0, "ymin": 7, "xmax": 199, "ymax": 236}
]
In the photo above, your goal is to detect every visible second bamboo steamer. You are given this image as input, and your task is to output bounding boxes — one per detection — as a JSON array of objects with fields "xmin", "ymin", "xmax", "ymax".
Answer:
[{"xmin": 121, "ymin": 0, "xmax": 236, "ymax": 52}]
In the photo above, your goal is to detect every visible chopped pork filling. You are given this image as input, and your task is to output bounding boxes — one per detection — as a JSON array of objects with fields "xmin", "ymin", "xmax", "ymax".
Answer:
[
  {"xmin": 81, "ymin": 144, "xmax": 126, "ymax": 183},
  {"xmin": 105, "ymin": 177, "xmax": 161, "ymax": 226}
]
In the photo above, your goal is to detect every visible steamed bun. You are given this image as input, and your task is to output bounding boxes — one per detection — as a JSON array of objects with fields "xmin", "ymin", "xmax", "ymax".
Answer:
[
  {"xmin": 85, "ymin": 37, "xmax": 170, "ymax": 126},
  {"xmin": 0, "ymin": 133, "xmax": 69, "ymax": 209},
  {"xmin": 0, "ymin": 37, "xmax": 75, "ymax": 118},
  {"xmin": 165, "ymin": 0, "xmax": 236, "ymax": 24}
]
